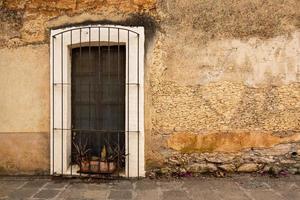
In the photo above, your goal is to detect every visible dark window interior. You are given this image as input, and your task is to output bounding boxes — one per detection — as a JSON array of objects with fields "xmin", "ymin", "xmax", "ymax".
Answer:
[{"xmin": 71, "ymin": 45, "xmax": 126, "ymax": 161}]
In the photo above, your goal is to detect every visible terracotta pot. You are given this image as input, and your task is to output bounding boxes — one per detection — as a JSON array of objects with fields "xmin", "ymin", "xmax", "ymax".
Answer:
[
  {"xmin": 80, "ymin": 160, "xmax": 90, "ymax": 172},
  {"xmin": 79, "ymin": 160, "xmax": 117, "ymax": 173},
  {"xmin": 90, "ymin": 160, "xmax": 100, "ymax": 173},
  {"xmin": 100, "ymin": 161, "xmax": 116, "ymax": 173}
]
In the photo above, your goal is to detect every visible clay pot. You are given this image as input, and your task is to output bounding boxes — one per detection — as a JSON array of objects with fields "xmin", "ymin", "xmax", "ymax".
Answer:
[
  {"xmin": 90, "ymin": 160, "xmax": 100, "ymax": 173},
  {"xmin": 100, "ymin": 161, "xmax": 116, "ymax": 173},
  {"xmin": 79, "ymin": 160, "xmax": 116, "ymax": 173},
  {"xmin": 80, "ymin": 160, "xmax": 90, "ymax": 172}
]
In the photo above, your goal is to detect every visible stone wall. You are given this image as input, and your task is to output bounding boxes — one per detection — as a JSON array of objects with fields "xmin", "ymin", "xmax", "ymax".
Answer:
[{"xmin": 0, "ymin": 0, "xmax": 299, "ymax": 175}]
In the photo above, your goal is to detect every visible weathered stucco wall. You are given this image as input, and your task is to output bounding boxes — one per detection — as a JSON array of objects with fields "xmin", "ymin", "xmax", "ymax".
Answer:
[
  {"xmin": 0, "ymin": 45, "xmax": 50, "ymax": 174},
  {"xmin": 147, "ymin": 0, "xmax": 300, "ymax": 176},
  {"xmin": 0, "ymin": 0, "xmax": 299, "ymax": 175}
]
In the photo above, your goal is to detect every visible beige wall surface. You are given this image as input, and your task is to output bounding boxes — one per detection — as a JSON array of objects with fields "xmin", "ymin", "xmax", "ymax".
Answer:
[
  {"xmin": 0, "ymin": 45, "xmax": 50, "ymax": 174},
  {"xmin": 0, "ymin": 133, "xmax": 49, "ymax": 174},
  {"xmin": 0, "ymin": 0, "xmax": 299, "ymax": 174},
  {"xmin": 0, "ymin": 45, "xmax": 49, "ymax": 133}
]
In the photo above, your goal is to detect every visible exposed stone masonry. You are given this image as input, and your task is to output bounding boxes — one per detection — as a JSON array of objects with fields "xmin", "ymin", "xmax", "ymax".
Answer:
[{"xmin": 150, "ymin": 142, "xmax": 300, "ymax": 177}]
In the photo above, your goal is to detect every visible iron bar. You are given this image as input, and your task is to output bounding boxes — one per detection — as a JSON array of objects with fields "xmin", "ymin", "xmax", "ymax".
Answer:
[
  {"xmin": 54, "ymin": 82, "xmax": 139, "ymax": 86},
  {"xmin": 107, "ymin": 27, "xmax": 111, "ymax": 154},
  {"xmin": 117, "ymin": 28, "xmax": 120, "ymax": 178},
  {"xmin": 54, "ymin": 128, "xmax": 125, "ymax": 132},
  {"xmin": 79, "ymin": 29, "xmax": 82, "ymax": 132},
  {"xmin": 52, "ymin": 36, "xmax": 55, "ymax": 174},
  {"xmin": 98, "ymin": 28, "xmax": 101, "ymax": 178},
  {"xmin": 70, "ymin": 30, "xmax": 73, "ymax": 176},
  {"xmin": 61, "ymin": 33, "xmax": 64, "ymax": 175},
  {"xmin": 88, "ymin": 27, "xmax": 91, "ymax": 178},
  {"xmin": 98, "ymin": 27, "xmax": 101, "ymax": 83},
  {"xmin": 80, "ymin": 130, "xmax": 82, "ymax": 176},
  {"xmin": 127, "ymin": 30, "xmax": 130, "ymax": 178},
  {"xmin": 108, "ymin": 28, "xmax": 110, "ymax": 82},
  {"xmin": 52, "ymin": 26, "xmax": 140, "ymax": 37},
  {"xmin": 88, "ymin": 27, "xmax": 91, "ymax": 130},
  {"xmin": 137, "ymin": 34, "xmax": 140, "ymax": 178},
  {"xmin": 79, "ymin": 29, "xmax": 82, "ymax": 177},
  {"xmin": 88, "ymin": 81, "xmax": 91, "ymax": 178}
]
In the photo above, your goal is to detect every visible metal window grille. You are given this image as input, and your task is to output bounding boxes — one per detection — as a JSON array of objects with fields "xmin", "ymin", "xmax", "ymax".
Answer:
[{"xmin": 51, "ymin": 26, "xmax": 142, "ymax": 178}]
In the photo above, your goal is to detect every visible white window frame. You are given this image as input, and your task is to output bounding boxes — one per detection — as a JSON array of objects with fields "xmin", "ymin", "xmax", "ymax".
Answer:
[{"xmin": 50, "ymin": 25, "xmax": 145, "ymax": 177}]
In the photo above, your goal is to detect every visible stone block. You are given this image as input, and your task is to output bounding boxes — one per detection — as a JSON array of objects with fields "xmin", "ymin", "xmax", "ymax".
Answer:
[
  {"xmin": 218, "ymin": 164, "xmax": 236, "ymax": 172},
  {"xmin": 237, "ymin": 163, "xmax": 259, "ymax": 173}
]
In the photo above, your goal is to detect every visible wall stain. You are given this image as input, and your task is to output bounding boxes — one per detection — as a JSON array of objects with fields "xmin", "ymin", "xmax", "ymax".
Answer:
[{"xmin": 167, "ymin": 132, "xmax": 300, "ymax": 153}]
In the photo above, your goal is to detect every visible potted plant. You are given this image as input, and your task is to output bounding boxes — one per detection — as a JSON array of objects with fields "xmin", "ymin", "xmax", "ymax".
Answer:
[
  {"xmin": 73, "ymin": 139, "xmax": 91, "ymax": 173},
  {"xmin": 99, "ymin": 144, "xmax": 117, "ymax": 173},
  {"xmin": 73, "ymin": 139, "xmax": 127, "ymax": 174},
  {"xmin": 88, "ymin": 143, "xmax": 119, "ymax": 174}
]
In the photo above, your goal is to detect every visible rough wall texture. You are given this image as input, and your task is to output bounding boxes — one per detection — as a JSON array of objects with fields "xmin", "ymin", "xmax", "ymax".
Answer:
[
  {"xmin": 147, "ymin": 0, "xmax": 300, "ymax": 176},
  {"xmin": 0, "ymin": 0, "xmax": 299, "ymax": 175}
]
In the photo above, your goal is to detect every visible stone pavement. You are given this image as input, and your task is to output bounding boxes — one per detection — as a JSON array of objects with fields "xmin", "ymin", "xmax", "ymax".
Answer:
[{"xmin": 0, "ymin": 174, "xmax": 299, "ymax": 200}]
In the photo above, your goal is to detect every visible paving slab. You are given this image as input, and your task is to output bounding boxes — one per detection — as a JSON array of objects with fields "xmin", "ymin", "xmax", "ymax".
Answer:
[
  {"xmin": 56, "ymin": 188, "xmax": 85, "ymax": 199},
  {"xmin": 278, "ymin": 188, "xmax": 300, "ymax": 200},
  {"xmin": 158, "ymin": 180, "xmax": 184, "ymax": 190},
  {"xmin": 44, "ymin": 181, "xmax": 69, "ymax": 189},
  {"xmin": 8, "ymin": 188, "xmax": 37, "ymax": 200},
  {"xmin": 237, "ymin": 179, "xmax": 270, "ymax": 190},
  {"xmin": 247, "ymin": 189, "xmax": 284, "ymax": 200},
  {"xmin": 263, "ymin": 179, "xmax": 300, "ymax": 190},
  {"xmin": 188, "ymin": 189, "xmax": 222, "ymax": 200},
  {"xmin": 135, "ymin": 180, "xmax": 158, "ymax": 190},
  {"xmin": 182, "ymin": 179, "xmax": 213, "ymax": 190},
  {"xmin": 0, "ymin": 175, "xmax": 299, "ymax": 200},
  {"xmin": 108, "ymin": 190, "xmax": 132, "ymax": 199},
  {"xmin": 33, "ymin": 189, "xmax": 61, "ymax": 199},
  {"xmin": 134, "ymin": 189, "xmax": 160, "ymax": 200},
  {"xmin": 83, "ymin": 189, "xmax": 108, "ymax": 199},
  {"xmin": 214, "ymin": 190, "xmax": 251, "ymax": 200},
  {"xmin": 21, "ymin": 180, "xmax": 48, "ymax": 189},
  {"xmin": 162, "ymin": 190, "xmax": 190, "ymax": 200},
  {"xmin": 111, "ymin": 181, "xmax": 133, "ymax": 190}
]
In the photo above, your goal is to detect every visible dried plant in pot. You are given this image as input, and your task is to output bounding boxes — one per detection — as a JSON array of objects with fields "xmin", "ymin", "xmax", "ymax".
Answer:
[
  {"xmin": 99, "ymin": 144, "xmax": 116, "ymax": 173},
  {"xmin": 98, "ymin": 141, "xmax": 127, "ymax": 174},
  {"xmin": 73, "ymin": 139, "xmax": 127, "ymax": 174},
  {"xmin": 73, "ymin": 140, "xmax": 91, "ymax": 173}
]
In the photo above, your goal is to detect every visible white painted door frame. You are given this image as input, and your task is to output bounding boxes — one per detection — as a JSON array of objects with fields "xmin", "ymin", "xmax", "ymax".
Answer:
[{"xmin": 50, "ymin": 25, "xmax": 145, "ymax": 177}]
